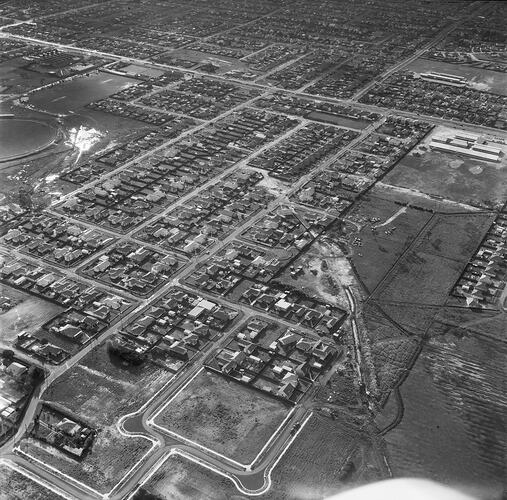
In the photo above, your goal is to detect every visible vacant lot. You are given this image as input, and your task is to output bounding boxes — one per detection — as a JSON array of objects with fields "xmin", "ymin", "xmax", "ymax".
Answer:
[
  {"xmin": 44, "ymin": 342, "xmax": 172, "ymax": 426},
  {"xmin": 19, "ymin": 342, "xmax": 173, "ymax": 493},
  {"xmin": 138, "ymin": 413, "xmax": 381, "ymax": 500},
  {"xmin": 274, "ymin": 240, "xmax": 352, "ymax": 311},
  {"xmin": 385, "ymin": 334, "xmax": 506, "ymax": 498},
  {"xmin": 20, "ymin": 427, "xmax": 151, "ymax": 494},
  {"xmin": 0, "ymin": 463, "xmax": 65, "ymax": 500},
  {"xmin": 371, "ymin": 213, "xmax": 495, "ymax": 333},
  {"xmin": 379, "ymin": 252, "xmax": 462, "ymax": 305},
  {"xmin": 344, "ymin": 196, "xmax": 432, "ymax": 293},
  {"xmin": 154, "ymin": 370, "xmax": 289, "ymax": 464},
  {"xmin": 0, "ymin": 285, "xmax": 63, "ymax": 344},
  {"xmin": 135, "ymin": 453, "xmax": 237, "ymax": 500},
  {"xmin": 363, "ymin": 302, "xmax": 407, "ymax": 341}
]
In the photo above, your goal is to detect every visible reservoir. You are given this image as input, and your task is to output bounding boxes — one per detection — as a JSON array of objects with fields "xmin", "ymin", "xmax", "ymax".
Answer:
[
  {"xmin": 28, "ymin": 71, "xmax": 138, "ymax": 114},
  {"xmin": 0, "ymin": 118, "xmax": 57, "ymax": 162}
]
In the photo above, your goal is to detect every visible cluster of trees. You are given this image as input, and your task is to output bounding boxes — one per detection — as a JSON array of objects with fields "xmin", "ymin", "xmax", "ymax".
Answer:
[{"xmin": 107, "ymin": 337, "xmax": 145, "ymax": 365}]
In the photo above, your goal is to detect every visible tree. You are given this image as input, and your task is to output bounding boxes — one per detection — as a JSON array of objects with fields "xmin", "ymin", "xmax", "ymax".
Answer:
[
  {"xmin": 107, "ymin": 337, "xmax": 145, "ymax": 365},
  {"xmin": 1, "ymin": 349, "xmax": 14, "ymax": 365},
  {"xmin": 24, "ymin": 365, "xmax": 44, "ymax": 389}
]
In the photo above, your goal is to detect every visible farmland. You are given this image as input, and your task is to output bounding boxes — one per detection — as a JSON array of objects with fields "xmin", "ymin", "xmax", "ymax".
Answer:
[{"xmin": 153, "ymin": 369, "xmax": 289, "ymax": 464}]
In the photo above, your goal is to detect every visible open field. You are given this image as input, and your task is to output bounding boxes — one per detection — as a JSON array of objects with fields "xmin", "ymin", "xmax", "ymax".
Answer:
[
  {"xmin": 44, "ymin": 342, "xmax": 173, "ymax": 426},
  {"xmin": 0, "ymin": 59, "xmax": 60, "ymax": 95},
  {"xmin": 266, "ymin": 413, "xmax": 380, "ymax": 500},
  {"xmin": 154, "ymin": 370, "xmax": 289, "ymax": 464},
  {"xmin": 0, "ymin": 285, "xmax": 64, "ymax": 344},
  {"xmin": 363, "ymin": 303, "xmax": 422, "ymax": 396},
  {"xmin": 344, "ymin": 196, "xmax": 432, "ymax": 293},
  {"xmin": 363, "ymin": 302, "xmax": 406, "ymax": 341},
  {"xmin": 373, "ymin": 302, "xmax": 443, "ymax": 335},
  {"xmin": 374, "ymin": 212, "xmax": 494, "ymax": 305},
  {"xmin": 307, "ymin": 111, "xmax": 371, "ymax": 130},
  {"xmin": 416, "ymin": 213, "xmax": 497, "ymax": 261},
  {"xmin": 371, "ymin": 183, "xmax": 480, "ymax": 214},
  {"xmin": 432, "ymin": 307, "xmax": 507, "ymax": 343},
  {"xmin": 406, "ymin": 58, "xmax": 507, "ymax": 96},
  {"xmin": 372, "ymin": 213, "xmax": 495, "ymax": 332},
  {"xmin": 383, "ymin": 126, "xmax": 507, "ymax": 210},
  {"xmin": 379, "ymin": 251, "xmax": 463, "ymax": 305},
  {"xmin": 385, "ymin": 333, "xmax": 507, "ymax": 499},
  {"xmin": 0, "ymin": 463, "xmax": 65, "ymax": 500}
]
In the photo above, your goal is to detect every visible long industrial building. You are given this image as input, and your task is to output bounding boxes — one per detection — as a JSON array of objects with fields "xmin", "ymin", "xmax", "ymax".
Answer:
[
  {"xmin": 430, "ymin": 134, "xmax": 502, "ymax": 162},
  {"xmin": 420, "ymin": 71, "xmax": 467, "ymax": 87}
]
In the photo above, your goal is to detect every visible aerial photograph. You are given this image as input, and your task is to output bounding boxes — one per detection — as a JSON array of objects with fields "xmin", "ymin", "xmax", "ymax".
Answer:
[{"xmin": 0, "ymin": 0, "xmax": 505, "ymax": 499}]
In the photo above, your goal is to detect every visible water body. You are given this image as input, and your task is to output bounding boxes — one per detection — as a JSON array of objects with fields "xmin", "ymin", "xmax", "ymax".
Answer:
[
  {"xmin": 0, "ymin": 118, "xmax": 57, "ymax": 162},
  {"xmin": 28, "ymin": 71, "xmax": 138, "ymax": 114}
]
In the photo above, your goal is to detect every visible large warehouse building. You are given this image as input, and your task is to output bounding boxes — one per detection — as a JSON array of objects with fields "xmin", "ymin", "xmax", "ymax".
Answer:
[{"xmin": 430, "ymin": 133, "xmax": 502, "ymax": 162}]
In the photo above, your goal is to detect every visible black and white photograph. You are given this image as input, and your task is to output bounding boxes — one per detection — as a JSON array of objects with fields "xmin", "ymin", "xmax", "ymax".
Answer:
[{"xmin": 0, "ymin": 0, "xmax": 505, "ymax": 499}]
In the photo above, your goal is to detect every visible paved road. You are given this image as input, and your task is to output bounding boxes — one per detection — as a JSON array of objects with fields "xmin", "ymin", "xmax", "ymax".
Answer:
[
  {"xmin": 0, "ymin": 100, "xmax": 374, "ymax": 499},
  {"xmin": 0, "ymin": 3, "xmax": 497, "ymax": 497},
  {"xmin": 351, "ymin": 1, "xmax": 488, "ymax": 101}
]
